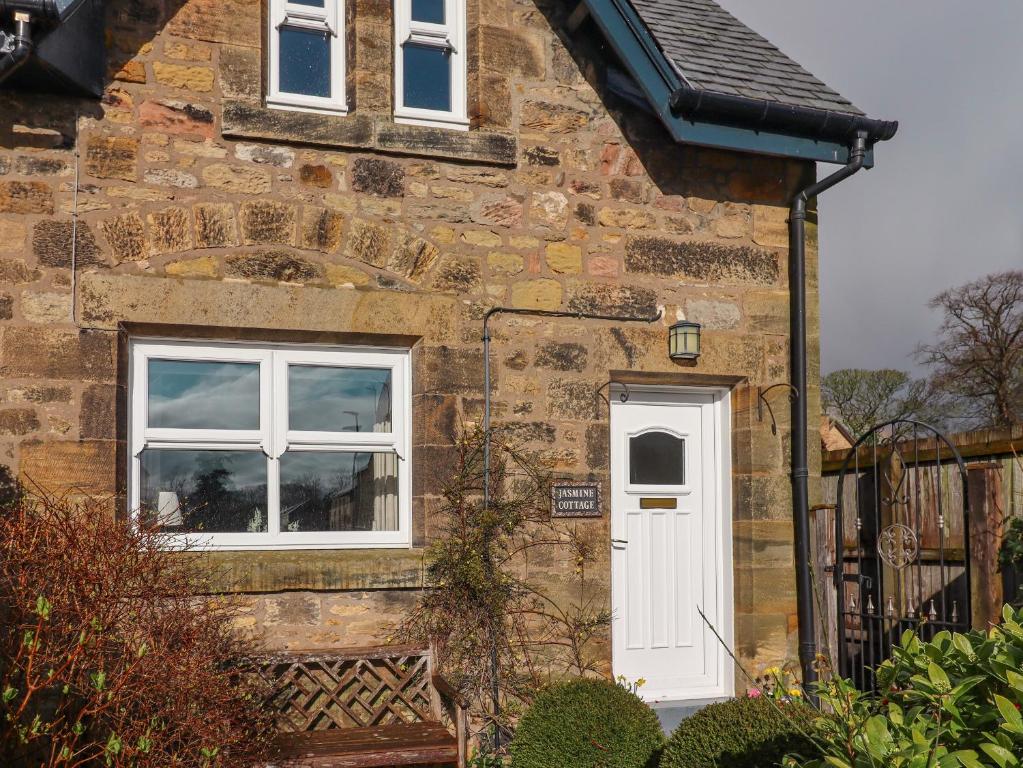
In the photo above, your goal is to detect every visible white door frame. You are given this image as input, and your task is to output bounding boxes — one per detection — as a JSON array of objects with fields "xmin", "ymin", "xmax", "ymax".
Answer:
[{"xmin": 609, "ymin": 384, "xmax": 733, "ymax": 704}]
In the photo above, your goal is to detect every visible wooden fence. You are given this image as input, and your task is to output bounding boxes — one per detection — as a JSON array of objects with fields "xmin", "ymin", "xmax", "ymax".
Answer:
[{"xmin": 816, "ymin": 426, "xmax": 1023, "ymax": 666}]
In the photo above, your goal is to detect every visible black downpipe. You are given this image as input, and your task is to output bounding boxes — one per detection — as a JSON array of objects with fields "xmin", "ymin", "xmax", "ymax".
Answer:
[
  {"xmin": 0, "ymin": 12, "xmax": 33, "ymax": 83},
  {"xmin": 670, "ymin": 83, "xmax": 898, "ymax": 147},
  {"xmin": 790, "ymin": 130, "xmax": 872, "ymax": 693}
]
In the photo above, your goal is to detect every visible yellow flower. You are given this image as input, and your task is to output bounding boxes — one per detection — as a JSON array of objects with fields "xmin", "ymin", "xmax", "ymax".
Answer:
[
  {"xmin": 788, "ymin": 687, "xmax": 803, "ymax": 698},
  {"xmin": 764, "ymin": 666, "xmax": 781, "ymax": 677}
]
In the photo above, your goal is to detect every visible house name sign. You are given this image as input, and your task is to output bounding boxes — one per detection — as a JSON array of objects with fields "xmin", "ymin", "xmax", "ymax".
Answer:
[{"xmin": 551, "ymin": 482, "xmax": 602, "ymax": 518}]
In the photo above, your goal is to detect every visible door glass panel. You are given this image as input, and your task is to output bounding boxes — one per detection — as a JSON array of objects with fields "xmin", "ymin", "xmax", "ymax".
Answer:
[
  {"xmin": 279, "ymin": 26, "xmax": 331, "ymax": 97},
  {"xmin": 288, "ymin": 366, "xmax": 392, "ymax": 432},
  {"xmin": 403, "ymin": 43, "xmax": 451, "ymax": 111},
  {"xmin": 139, "ymin": 449, "xmax": 267, "ymax": 532},
  {"xmin": 411, "ymin": 0, "xmax": 444, "ymax": 23},
  {"xmin": 279, "ymin": 451, "xmax": 399, "ymax": 532},
  {"xmin": 148, "ymin": 359, "xmax": 260, "ymax": 430},
  {"xmin": 629, "ymin": 431, "xmax": 685, "ymax": 486},
  {"xmin": 289, "ymin": 0, "xmax": 325, "ymax": 5}
]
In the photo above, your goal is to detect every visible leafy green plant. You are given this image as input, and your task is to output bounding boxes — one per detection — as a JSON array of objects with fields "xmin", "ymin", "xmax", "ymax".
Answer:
[
  {"xmin": 509, "ymin": 678, "xmax": 663, "ymax": 768},
  {"xmin": 793, "ymin": 605, "xmax": 1023, "ymax": 768},
  {"xmin": 659, "ymin": 694, "xmax": 817, "ymax": 768}
]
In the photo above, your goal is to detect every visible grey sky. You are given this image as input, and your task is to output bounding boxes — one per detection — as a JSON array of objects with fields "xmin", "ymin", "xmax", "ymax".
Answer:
[{"xmin": 716, "ymin": 0, "xmax": 1023, "ymax": 375}]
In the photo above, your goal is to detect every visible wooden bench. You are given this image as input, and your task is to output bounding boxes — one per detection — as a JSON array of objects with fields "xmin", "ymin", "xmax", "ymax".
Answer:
[{"xmin": 251, "ymin": 646, "xmax": 467, "ymax": 768}]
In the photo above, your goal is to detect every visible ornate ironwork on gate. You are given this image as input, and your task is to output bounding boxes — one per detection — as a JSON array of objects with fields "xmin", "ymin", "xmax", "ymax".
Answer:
[{"xmin": 833, "ymin": 419, "xmax": 972, "ymax": 691}]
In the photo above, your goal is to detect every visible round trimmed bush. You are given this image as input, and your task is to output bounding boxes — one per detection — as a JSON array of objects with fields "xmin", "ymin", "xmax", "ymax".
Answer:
[
  {"xmin": 659, "ymin": 695, "xmax": 818, "ymax": 768},
  {"xmin": 510, "ymin": 678, "xmax": 664, "ymax": 768}
]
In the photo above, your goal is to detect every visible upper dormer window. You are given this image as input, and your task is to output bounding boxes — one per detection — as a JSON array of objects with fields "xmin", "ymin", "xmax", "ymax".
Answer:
[
  {"xmin": 268, "ymin": 0, "xmax": 348, "ymax": 114},
  {"xmin": 394, "ymin": 0, "xmax": 468, "ymax": 130}
]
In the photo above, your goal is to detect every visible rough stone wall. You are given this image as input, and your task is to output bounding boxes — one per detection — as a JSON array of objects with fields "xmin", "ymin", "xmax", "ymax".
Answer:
[{"xmin": 0, "ymin": 0, "xmax": 821, "ymax": 685}]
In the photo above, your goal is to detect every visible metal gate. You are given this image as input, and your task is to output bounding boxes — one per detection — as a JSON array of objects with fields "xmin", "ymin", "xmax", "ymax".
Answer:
[{"xmin": 833, "ymin": 419, "xmax": 972, "ymax": 691}]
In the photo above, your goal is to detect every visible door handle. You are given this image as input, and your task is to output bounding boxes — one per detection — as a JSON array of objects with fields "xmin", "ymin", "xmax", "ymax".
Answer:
[{"xmin": 611, "ymin": 538, "xmax": 628, "ymax": 548}]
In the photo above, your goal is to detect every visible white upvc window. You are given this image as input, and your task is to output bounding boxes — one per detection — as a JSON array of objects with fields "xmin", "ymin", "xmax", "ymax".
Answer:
[
  {"xmin": 268, "ymin": 0, "xmax": 347, "ymax": 114},
  {"xmin": 394, "ymin": 0, "xmax": 468, "ymax": 130},
  {"xmin": 129, "ymin": 339, "xmax": 411, "ymax": 550}
]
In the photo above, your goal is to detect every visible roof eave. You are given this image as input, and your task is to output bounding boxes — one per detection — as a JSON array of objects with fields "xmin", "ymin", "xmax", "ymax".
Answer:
[{"xmin": 581, "ymin": 0, "xmax": 884, "ymax": 166}]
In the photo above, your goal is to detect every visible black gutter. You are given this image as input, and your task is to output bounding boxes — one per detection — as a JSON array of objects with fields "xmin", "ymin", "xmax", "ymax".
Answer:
[
  {"xmin": 790, "ymin": 129, "xmax": 883, "ymax": 695},
  {"xmin": 670, "ymin": 83, "xmax": 898, "ymax": 146},
  {"xmin": 0, "ymin": 10, "xmax": 33, "ymax": 83}
]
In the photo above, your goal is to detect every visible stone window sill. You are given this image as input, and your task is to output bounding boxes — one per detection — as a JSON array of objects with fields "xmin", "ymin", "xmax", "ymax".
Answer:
[
  {"xmin": 182, "ymin": 547, "xmax": 427, "ymax": 594},
  {"xmin": 222, "ymin": 100, "xmax": 517, "ymax": 166}
]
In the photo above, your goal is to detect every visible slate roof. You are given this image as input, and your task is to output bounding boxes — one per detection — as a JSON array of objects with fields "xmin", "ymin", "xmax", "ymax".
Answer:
[{"xmin": 628, "ymin": 0, "xmax": 864, "ymax": 115}]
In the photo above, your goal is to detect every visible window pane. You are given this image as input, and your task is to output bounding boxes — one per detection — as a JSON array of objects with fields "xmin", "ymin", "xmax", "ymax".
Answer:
[
  {"xmin": 148, "ymin": 359, "xmax": 260, "ymax": 430},
  {"xmin": 411, "ymin": 0, "xmax": 444, "ymax": 23},
  {"xmin": 139, "ymin": 449, "xmax": 267, "ymax": 533},
  {"xmin": 290, "ymin": 0, "xmax": 325, "ymax": 5},
  {"xmin": 403, "ymin": 44, "xmax": 451, "ymax": 111},
  {"xmin": 280, "ymin": 451, "xmax": 399, "ymax": 532},
  {"xmin": 288, "ymin": 365, "xmax": 392, "ymax": 433},
  {"xmin": 279, "ymin": 26, "xmax": 331, "ymax": 97},
  {"xmin": 629, "ymin": 432, "xmax": 685, "ymax": 485}
]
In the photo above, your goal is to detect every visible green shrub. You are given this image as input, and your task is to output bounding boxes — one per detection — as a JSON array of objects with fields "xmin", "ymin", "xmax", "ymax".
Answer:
[
  {"xmin": 509, "ymin": 678, "xmax": 663, "ymax": 768},
  {"xmin": 796, "ymin": 605, "xmax": 1023, "ymax": 768},
  {"xmin": 659, "ymin": 694, "xmax": 818, "ymax": 768}
]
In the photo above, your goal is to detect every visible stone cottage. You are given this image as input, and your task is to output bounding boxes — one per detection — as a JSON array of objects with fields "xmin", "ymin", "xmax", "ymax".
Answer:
[{"xmin": 0, "ymin": 0, "xmax": 894, "ymax": 707}]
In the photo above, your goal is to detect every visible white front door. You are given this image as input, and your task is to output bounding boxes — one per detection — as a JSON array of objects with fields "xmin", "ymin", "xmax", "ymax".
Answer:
[{"xmin": 610, "ymin": 388, "xmax": 732, "ymax": 703}]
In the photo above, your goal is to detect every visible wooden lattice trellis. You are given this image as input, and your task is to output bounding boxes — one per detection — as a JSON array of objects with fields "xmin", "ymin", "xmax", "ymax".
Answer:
[{"xmin": 249, "ymin": 645, "xmax": 437, "ymax": 733}]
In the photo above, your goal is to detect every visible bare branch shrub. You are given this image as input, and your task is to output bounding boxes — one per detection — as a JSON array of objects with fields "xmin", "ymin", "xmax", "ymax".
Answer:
[
  {"xmin": 0, "ymin": 477, "xmax": 275, "ymax": 767},
  {"xmin": 399, "ymin": 425, "xmax": 610, "ymax": 737}
]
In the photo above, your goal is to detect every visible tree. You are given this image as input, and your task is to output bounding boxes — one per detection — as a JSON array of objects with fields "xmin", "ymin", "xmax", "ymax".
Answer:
[
  {"xmin": 918, "ymin": 270, "xmax": 1023, "ymax": 428},
  {"xmin": 822, "ymin": 368, "xmax": 937, "ymax": 439}
]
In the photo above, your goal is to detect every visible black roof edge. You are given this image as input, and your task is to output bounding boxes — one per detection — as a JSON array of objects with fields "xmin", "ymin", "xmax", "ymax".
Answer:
[{"xmin": 669, "ymin": 83, "xmax": 898, "ymax": 147}]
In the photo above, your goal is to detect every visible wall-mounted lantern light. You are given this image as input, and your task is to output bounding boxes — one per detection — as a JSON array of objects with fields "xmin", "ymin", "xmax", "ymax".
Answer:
[{"xmin": 668, "ymin": 321, "xmax": 701, "ymax": 360}]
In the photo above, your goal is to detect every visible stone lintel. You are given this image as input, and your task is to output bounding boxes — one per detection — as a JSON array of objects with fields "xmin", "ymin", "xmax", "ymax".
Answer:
[{"xmin": 222, "ymin": 100, "xmax": 517, "ymax": 167}]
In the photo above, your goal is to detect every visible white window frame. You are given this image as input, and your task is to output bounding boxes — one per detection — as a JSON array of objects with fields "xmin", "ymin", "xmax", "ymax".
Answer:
[
  {"xmin": 394, "ymin": 0, "xmax": 468, "ymax": 130},
  {"xmin": 129, "ymin": 338, "xmax": 411, "ymax": 550},
  {"xmin": 268, "ymin": 0, "xmax": 348, "ymax": 115}
]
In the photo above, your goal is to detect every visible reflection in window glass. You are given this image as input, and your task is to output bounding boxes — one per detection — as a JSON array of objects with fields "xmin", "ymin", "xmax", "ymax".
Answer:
[
  {"xmin": 148, "ymin": 359, "xmax": 260, "ymax": 430},
  {"xmin": 629, "ymin": 431, "xmax": 685, "ymax": 486},
  {"xmin": 139, "ymin": 450, "xmax": 267, "ymax": 533},
  {"xmin": 279, "ymin": 26, "xmax": 331, "ymax": 97},
  {"xmin": 403, "ymin": 44, "xmax": 450, "ymax": 111},
  {"xmin": 279, "ymin": 451, "xmax": 399, "ymax": 532},
  {"xmin": 411, "ymin": 0, "xmax": 444, "ymax": 23},
  {"xmin": 288, "ymin": 366, "xmax": 392, "ymax": 432}
]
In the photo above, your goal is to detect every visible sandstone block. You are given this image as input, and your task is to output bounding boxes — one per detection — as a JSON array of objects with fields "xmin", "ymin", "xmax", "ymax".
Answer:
[
  {"xmin": 219, "ymin": 45, "xmax": 262, "ymax": 101},
  {"xmin": 165, "ymin": 255, "xmax": 218, "ymax": 277},
  {"xmin": 445, "ymin": 168, "xmax": 508, "ymax": 187},
  {"xmin": 744, "ymin": 291, "xmax": 789, "ymax": 334},
  {"xmin": 685, "ymin": 298, "xmax": 741, "ymax": 330},
  {"xmin": 0, "ymin": 328, "xmax": 115, "ymax": 382},
  {"xmin": 234, "ymin": 142, "xmax": 295, "ymax": 167},
  {"xmin": 301, "ymin": 207, "xmax": 344, "ymax": 253},
  {"xmin": 461, "ymin": 230, "xmax": 502, "ymax": 248},
  {"xmin": 32, "ymin": 220, "xmax": 103, "ymax": 267},
  {"xmin": 225, "ymin": 250, "xmax": 323, "ymax": 283},
  {"xmin": 432, "ymin": 255, "xmax": 481, "ymax": 292},
  {"xmin": 153, "ymin": 61, "xmax": 215, "ymax": 91},
  {"xmin": 391, "ymin": 233, "xmax": 440, "ymax": 281},
  {"xmin": 597, "ymin": 207, "xmax": 655, "ymax": 230},
  {"xmin": 100, "ymin": 212, "xmax": 148, "ymax": 262},
  {"xmin": 299, "ymin": 163, "xmax": 333, "ymax": 188},
  {"xmin": 587, "ymin": 255, "xmax": 618, "ymax": 278},
  {"xmin": 139, "ymin": 100, "xmax": 215, "ymax": 138},
  {"xmin": 20, "ymin": 292, "xmax": 71, "ymax": 324},
  {"xmin": 412, "ymin": 394, "xmax": 458, "ymax": 446},
  {"xmin": 240, "ymin": 200, "xmax": 297, "ymax": 246},
  {"xmin": 530, "ymin": 191, "xmax": 568, "ymax": 230},
  {"xmin": 80, "ymin": 383, "xmax": 119, "ymax": 440},
  {"xmin": 85, "ymin": 136, "xmax": 138, "ymax": 181},
  {"xmin": 487, "ymin": 251, "xmax": 523, "ymax": 275},
  {"xmin": 0, "ymin": 220, "xmax": 26, "ymax": 253},
  {"xmin": 511, "ymin": 278, "xmax": 562, "ymax": 311},
  {"xmin": 194, "ymin": 203, "xmax": 239, "ymax": 248},
  {"xmin": 143, "ymin": 168, "xmax": 199, "ymax": 188},
  {"xmin": 416, "ymin": 346, "xmax": 483, "ymax": 395},
  {"xmin": 166, "ymin": 0, "xmax": 261, "ymax": 46},
  {"xmin": 147, "ymin": 207, "xmax": 193, "ymax": 255},
  {"xmin": 521, "ymin": 101, "xmax": 587, "ymax": 133},
  {"xmin": 344, "ymin": 219, "xmax": 392, "ymax": 269},
  {"xmin": 15, "ymin": 156, "xmax": 70, "ymax": 176},
  {"xmin": 524, "ymin": 146, "xmax": 559, "ymax": 166},
  {"xmin": 350, "ymin": 157, "xmax": 405, "ymax": 197},
  {"xmin": 0, "ymin": 258, "xmax": 38, "ymax": 283},
  {"xmin": 548, "ymin": 379, "xmax": 599, "ymax": 420},
  {"xmin": 203, "ymin": 163, "xmax": 272, "ymax": 194},
  {"xmin": 609, "ymin": 178, "xmax": 646, "ymax": 204},
  {"xmin": 752, "ymin": 204, "xmax": 789, "ymax": 248},
  {"xmin": 535, "ymin": 341, "xmax": 587, "ymax": 372},
  {"xmin": 0, "ymin": 181, "xmax": 53, "ymax": 214},
  {"xmin": 480, "ymin": 25, "xmax": 545, "ymax": 78},
  {"xmin": 545, "ymin": 242, "xmax": 582, "ymax": 274},
  {"xmin": 0, "ymin": 294, "xmax": 10, "ymax": 320},
  {"xmin": 625, "ymin": 237, "xmax": 779, "ymax": 285},
  {"xmin": 567, "ymin": 282, "xmax": 656, "ymax": 316},
  {"xmin": 324, "ymin": 263, "xmax": 370, "ymax": 287}
]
